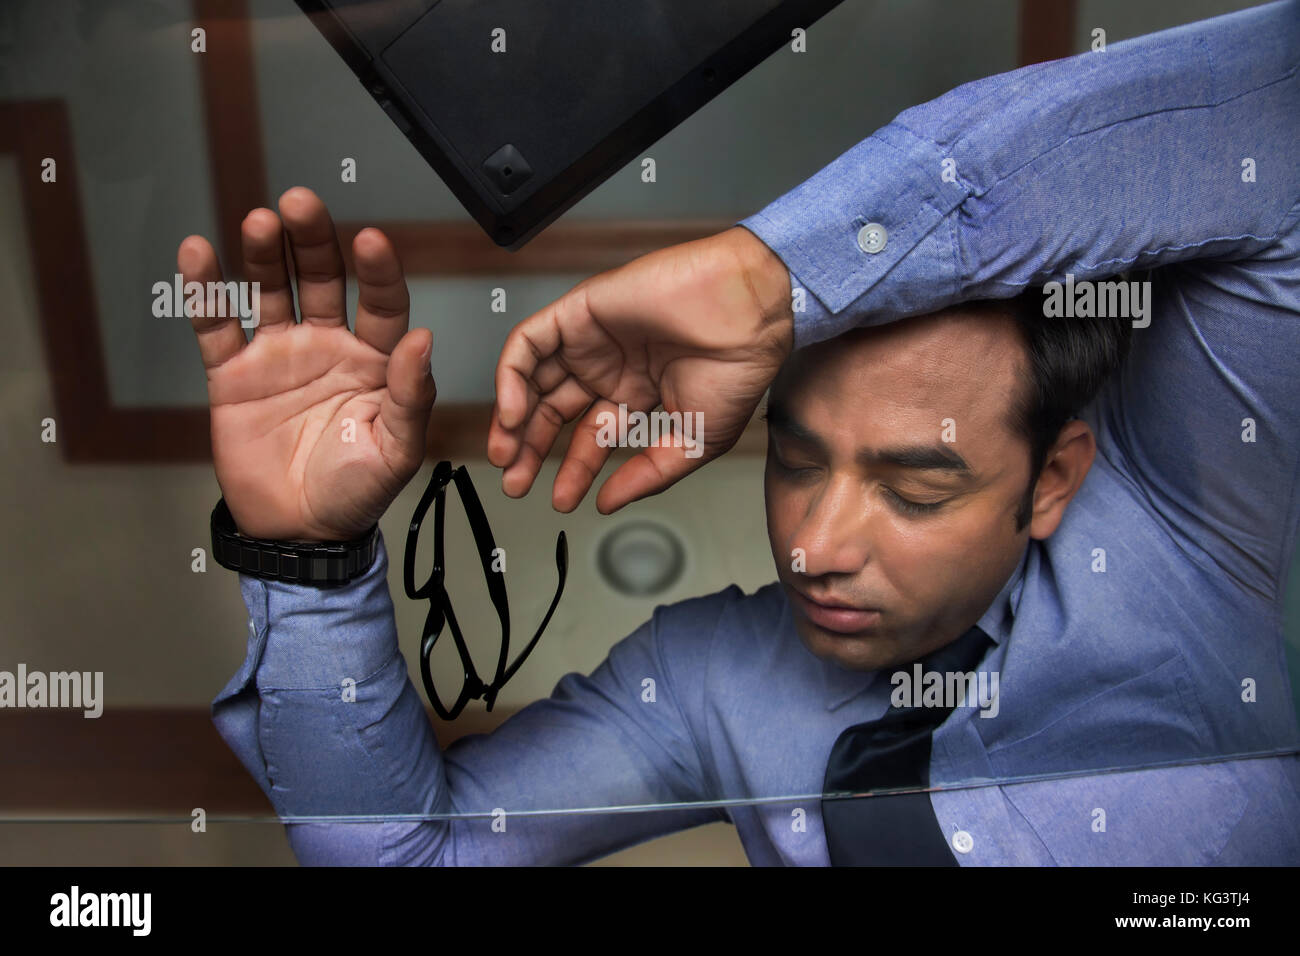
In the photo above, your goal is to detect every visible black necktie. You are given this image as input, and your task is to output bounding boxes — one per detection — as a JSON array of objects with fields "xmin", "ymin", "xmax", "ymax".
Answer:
[{"xmin": 821, "ymin": 624, "xmax": 994, "ymax": 865}]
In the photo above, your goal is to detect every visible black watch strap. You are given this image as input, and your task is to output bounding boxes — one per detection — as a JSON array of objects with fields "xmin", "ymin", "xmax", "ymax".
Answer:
[{"xmin": 210, "ymin": 497, "xmax": 379, "ymax": 588}]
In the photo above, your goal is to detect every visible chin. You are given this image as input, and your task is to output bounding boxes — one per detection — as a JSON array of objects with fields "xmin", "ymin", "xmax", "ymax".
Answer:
[{"xmin": 796, "ymin": 621, "xmax": 894, "ymax": 672}]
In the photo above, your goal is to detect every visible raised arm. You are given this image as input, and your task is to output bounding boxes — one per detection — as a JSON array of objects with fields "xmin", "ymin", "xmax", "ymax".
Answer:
[
  {"xmin": 741, "ymin": 1, "xmax": 1298, "ymax": 340},
  {"xmin": 185, "ymin": 188, "xmax": 719, "ymax": 864},
  {"xmin": 491, "ymin": 2, "xmax": 1300, "ymax": 597},
  {"xmin": 738, "ymin": 0, "xmax": 1300, "ymax": 599}
]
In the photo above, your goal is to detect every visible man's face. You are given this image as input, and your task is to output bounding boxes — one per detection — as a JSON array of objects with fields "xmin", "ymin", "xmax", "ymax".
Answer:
[{"xmin": 764, "ymin": 309, "xmax": 1036, "ymax": 672}]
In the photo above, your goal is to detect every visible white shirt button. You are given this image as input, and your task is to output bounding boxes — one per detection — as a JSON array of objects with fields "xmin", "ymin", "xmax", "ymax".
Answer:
[
  {"xmin": 952, "ymin": 830, "xmax": 974, "ymax": 854},
  {"xmin": 857, "ymin": 222, "xmax": 888, "ymax": 254}
]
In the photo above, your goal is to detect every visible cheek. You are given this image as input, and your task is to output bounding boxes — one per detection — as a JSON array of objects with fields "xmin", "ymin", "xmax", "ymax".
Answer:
[
  {"xmin": 878, "ymin": 509, "xmax": 996, "ymax": 599},
  {"xmin": 915, "ymin": 503, "xmax": 1023, "ymax": 597},
  {"xmin": 873, "ymin": 524, "xmax": 947, "ymax": 601}
]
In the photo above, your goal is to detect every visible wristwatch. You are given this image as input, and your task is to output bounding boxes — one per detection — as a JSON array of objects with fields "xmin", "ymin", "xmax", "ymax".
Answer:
[{"xmin": 210, "ymin": 497, "xmax": 379, "ymax": 588}]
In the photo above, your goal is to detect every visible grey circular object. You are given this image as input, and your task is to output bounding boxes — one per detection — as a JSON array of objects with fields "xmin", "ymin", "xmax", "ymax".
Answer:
[{"xmin": 596, "ymin": 521, "xmax": 686, "ymax": 597}]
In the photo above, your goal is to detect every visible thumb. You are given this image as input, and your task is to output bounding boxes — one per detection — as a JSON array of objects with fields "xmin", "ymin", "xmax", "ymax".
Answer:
[{"xmin": 378, "ymin": 328, "xmax": 437, "ymax": 477}]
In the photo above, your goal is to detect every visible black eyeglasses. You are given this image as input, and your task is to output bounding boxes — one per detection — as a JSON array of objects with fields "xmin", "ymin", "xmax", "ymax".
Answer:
[{"xmin": 403, "ymin": 461, "xmax": 568, "ymax": 720}]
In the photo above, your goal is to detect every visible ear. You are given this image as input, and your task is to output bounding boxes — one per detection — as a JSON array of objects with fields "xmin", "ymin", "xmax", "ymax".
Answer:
[{"xmin": 1027, "ymin": 419, "xmax": 1096, "ymax": 540}]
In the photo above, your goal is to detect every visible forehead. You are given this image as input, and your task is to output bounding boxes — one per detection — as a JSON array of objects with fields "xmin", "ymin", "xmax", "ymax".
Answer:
[{"xmin": 774, "ymin": 310, "xmax": 1027, "ymax": 452}]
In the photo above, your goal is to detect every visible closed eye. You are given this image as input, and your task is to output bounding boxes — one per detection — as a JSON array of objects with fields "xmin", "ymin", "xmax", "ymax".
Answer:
[
  {"xmin": 884, "ymin": 487, "xmax": 947, "ymax": 516},
  {"xmin": 772, "ymin": 457, "xmax": 820, "ymax": 480}
]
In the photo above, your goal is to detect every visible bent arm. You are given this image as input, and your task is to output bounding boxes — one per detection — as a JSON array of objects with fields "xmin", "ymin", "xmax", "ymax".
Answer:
[
  {"xmin": 738, "ymin": 0, "xmax": 1300, "ymax": 599},
  {"xmin": 211, "ymin": 531, "xmax": 723, "ymax": 865},
  {"xmin": 741, "ymin": 1, "xmax": 1298, "ymax": 339}
]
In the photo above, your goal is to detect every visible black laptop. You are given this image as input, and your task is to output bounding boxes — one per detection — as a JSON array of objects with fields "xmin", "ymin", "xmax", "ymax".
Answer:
[{"xmin": 292, "ymin": 0, "xmax": 844, "ymax": 249}]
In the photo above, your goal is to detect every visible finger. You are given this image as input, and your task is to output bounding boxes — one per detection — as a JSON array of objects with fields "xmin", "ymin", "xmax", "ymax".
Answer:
[
  {"xmin": 352, "ymin": 227, "xmax": 409, "ymax": 356},
  {"xmin": 595, "ymin": 440, "xmax": 710, "ymax": 515},
  {"xmin": 499, "ymin": 377, "xmax": 597, "ymax": 499},
  {"xmin": 376, "ymin": 328, "xmax": 437, "ymax": 481},
  {"xmin": 178, "ymin": 234, "xmax": 248, "ymax": 370},
  {"xmin": 487, "ymin": 355, "xmax": 576, "ymax": 468},
  {"xmin": 494, "ymin": 283, "xmax": 590, "ymax": 430},
  {"xmin": 239, "ymin": 207, "xmax": 297, "ymax": 333},
  {"xmin": 277, "ymin": 186, "xmax": 347, "ymax": 328},
  {"xmin": 549, "ymin": 397, "xmax": 622, "ymax": 512}
]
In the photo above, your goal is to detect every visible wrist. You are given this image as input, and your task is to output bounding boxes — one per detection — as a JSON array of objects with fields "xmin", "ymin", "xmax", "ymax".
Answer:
[
  {"xmin": 722, "ymin": 225, "xmax": 795, "ymax": 355},
  {"xmin": 212, "ymin": 497, "xmax": 380, "ymax": 587},
  {"xmin": 223, "ymin": 500, "xmax": 376, "ymax": 545}
]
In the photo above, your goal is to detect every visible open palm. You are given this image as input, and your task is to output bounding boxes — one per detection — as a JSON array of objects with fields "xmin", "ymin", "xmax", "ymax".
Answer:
[{"xmin": 181, "ymin": 187, "xmax": 436, "ymax": 542}]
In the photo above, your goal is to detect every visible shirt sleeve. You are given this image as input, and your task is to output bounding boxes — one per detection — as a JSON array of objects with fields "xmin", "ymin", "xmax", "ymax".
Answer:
[
  {"xmin": 736, "ymin": 0, "xmax": 1300, "ymax": 600},
  {"xmin": 210, "ymin": 530, "xmax": 726, "ymax": 865}
]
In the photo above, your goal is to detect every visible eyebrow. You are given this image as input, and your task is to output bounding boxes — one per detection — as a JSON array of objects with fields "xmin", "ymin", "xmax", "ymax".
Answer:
[{"xmin": 763, "ymin": 400, "xmax": 974, "ymax": 475}]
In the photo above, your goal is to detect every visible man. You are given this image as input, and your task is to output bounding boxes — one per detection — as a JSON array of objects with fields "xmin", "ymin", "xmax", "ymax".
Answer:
[{"xmin": 185, "ymin": 1, "xmax": 1300, "ymax": 864}]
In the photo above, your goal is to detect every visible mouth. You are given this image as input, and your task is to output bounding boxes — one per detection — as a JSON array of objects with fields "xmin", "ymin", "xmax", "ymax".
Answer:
[{"xmin": 790, "ymin": 587, "xmax": 883, "ymax": 636}]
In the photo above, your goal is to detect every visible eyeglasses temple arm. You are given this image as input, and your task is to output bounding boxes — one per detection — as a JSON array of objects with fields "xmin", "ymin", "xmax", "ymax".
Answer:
[
  {"xmin": 403, "ymin": 461, "xmax": 451, "ymax": 600},
  {"xmin": 501, "ymin": 531, "xmax": 568, "ymax": 687},
  {"xmin": 451, "ymin": 466, "xmax": 512, "ymax": 676}
]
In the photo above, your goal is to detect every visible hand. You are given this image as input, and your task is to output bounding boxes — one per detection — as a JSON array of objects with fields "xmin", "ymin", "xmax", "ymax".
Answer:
[
  {"xmin": 181, "ymin": 187, "xmax": 437, "ymax": 541},
  {"xmin": 488, "ymin": 225, "xmax": 794, "ymax": 513}
]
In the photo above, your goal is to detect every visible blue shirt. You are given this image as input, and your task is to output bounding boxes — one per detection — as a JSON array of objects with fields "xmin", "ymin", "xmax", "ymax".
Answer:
[{"xmin": 213, "ymin": 0, "xmax": 1300, "ymax": 865}]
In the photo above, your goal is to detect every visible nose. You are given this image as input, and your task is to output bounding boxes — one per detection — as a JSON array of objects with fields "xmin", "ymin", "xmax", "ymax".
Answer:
[{"xmin": 789, "ymin": 473, "xmax": 870, "ymax": 578}]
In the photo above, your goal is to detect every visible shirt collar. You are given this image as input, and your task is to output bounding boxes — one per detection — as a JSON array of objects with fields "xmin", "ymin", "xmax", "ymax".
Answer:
[
  {"xmin": 811, "ymin": 544, "xmax": 1029, "ymax": 711},
  {"xmin": 974, "ymin": 543, "xmax": 1029, "ymax": 647}
]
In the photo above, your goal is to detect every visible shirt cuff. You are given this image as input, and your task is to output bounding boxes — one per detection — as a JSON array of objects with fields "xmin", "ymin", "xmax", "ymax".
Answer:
[
  {"xmin": 736, "ymin": 122, "xmax": 968, "ymax": 350},
  {"xmin": 235, "ymin": 527, "xmax": 400, "ymax": 692}
]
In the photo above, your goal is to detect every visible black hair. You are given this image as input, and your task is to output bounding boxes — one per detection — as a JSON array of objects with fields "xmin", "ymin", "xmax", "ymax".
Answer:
[{"xmin": 959, "ymin": 280, "xmax": 1134, "ymax": 531}]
